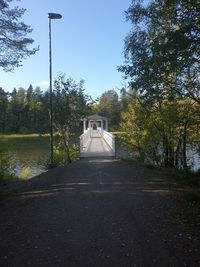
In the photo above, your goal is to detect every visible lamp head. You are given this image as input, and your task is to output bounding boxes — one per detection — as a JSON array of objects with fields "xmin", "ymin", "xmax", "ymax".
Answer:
[{"xmin": 48, "ymin": 13, "xmax": 62, "ymax": 19}]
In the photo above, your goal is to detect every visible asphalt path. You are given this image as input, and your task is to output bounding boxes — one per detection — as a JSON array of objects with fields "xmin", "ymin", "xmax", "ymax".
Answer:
[{"xmin": 0, "ymin": 158, "xmax": 199, "ymax": 266}]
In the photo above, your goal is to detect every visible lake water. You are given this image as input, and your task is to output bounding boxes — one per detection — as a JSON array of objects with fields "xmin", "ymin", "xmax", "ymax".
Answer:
[
  {"xmin": 187, "ymin": 145, "xmax": 200, "ymax": 171},
  {"xmin": 0, "ymin": 135, "xmax": 50, "ymax": 179},
  {"xmin": 115, "ymin": 137, "xmax": 200, "ymax": 171},
  {"xmin": 0, "ymin": 135, "xmax": 199, "ymax": 180}
]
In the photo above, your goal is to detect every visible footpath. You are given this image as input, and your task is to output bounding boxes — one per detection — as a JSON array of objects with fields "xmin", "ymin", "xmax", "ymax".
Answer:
[{"xmin": 0, "ymin": 158, "xmax": 199, "ymax": 267}]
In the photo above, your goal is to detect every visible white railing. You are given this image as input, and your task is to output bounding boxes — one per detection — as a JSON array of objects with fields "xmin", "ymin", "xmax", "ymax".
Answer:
[
  {"xmin": 80, "ymin": 129, "xmax": 90, "ymax": 152},
  {"xmin": 80, "ymin": 129, "xmax": 115, "ymax": 156},
  {"xmin": 97, "ymin": 127, "xmax": 102, "ymax": 134},
  {"xmin": 102, "ymin": 130, "xmax": 115, "ymax": 153}
]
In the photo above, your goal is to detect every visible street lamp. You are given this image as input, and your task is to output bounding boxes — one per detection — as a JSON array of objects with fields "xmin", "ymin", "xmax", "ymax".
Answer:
[{"xmin": 48, "ymin": 12, "xmax": 62, "ymax": 167}]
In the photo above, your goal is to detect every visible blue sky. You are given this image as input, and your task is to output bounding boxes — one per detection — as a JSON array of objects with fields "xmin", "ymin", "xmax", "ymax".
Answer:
[{"xmin": 0, "ymin": 0, "xmax": 133, "ymax": 99}]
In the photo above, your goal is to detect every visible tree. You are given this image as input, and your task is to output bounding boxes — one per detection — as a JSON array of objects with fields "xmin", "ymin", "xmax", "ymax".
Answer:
[
  {"xmin": 120, "ymin": 95, "xmax": 200, "ymax": 169},
  {"xmin": 118, "ymin": 0, "xmax": 200, "ymax": 170},
  {"xmin": 0, "ymin": 0, "xmax": 39, "ymax": 71},
  {"xmin": 53, "ymin": 74, "xmax": 91, "ymax": 163},
  {"xmin": 0, "ymin": 87, "xmax": 8, "ymax": 133},
  {"xmin": 98, "ymin": 90, "xmax": 121, "ymax": 129},
  {"xmin": 120, "ymin": 85, "xmax": 131, "ymax": 112},
  {"xmin": 23, "ymin": 85, "xmax": 48, "ymax": 133},
  {"xmin": 2, "ymin": 86, "xmax": 50, "ymax": 134},
  {"xmin": 118, "ymin": 0, "xmax": 200, "ymax": 103},
  {"xmin": 26, "ymin": 84, "xmax": 34, "ymax": 102}
]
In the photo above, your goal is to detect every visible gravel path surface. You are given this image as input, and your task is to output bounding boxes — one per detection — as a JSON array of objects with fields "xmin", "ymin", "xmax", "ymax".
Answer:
[{"xmin": 0, "ymin": 158, "xmax": 199, "ymax": 267}]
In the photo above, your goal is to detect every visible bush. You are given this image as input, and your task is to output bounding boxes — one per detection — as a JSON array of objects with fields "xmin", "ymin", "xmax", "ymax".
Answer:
[
  {"xmin": 0, "ymin": 143, "xmax": 15, "ymax": 183},
  {"xmin": 53, "ymin": 143, "xmax": 79, "ymax": 166}
]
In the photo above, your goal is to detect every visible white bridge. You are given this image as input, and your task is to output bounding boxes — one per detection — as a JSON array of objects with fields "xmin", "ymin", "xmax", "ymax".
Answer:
[{"xmin": 80, "ymin": 115, "xmax": 115, "ymax": 158}]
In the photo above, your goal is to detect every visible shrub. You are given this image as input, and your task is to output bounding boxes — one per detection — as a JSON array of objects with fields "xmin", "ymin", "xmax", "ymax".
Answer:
[
  {"xmin": 0, "ymin": 143, "xmax": 15, "ymax": 183},
  {"xmin": 53, "ymin": 143, "xmax": 79, "ymax": 166}
]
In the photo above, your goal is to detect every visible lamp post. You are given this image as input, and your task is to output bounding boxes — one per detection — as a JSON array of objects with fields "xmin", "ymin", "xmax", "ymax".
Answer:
[{"xmin": 48, "ymin": 12, "xmax": 62, "ymax": 167}]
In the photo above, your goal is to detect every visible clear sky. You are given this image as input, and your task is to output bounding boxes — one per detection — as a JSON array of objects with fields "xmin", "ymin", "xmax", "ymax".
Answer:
[{"xmin": 0, "ymin": 0, "xmax": 133, "ymax": 99}]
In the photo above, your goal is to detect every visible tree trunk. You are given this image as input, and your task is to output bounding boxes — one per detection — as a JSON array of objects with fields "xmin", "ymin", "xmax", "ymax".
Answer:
[
  {"xmin": 61, "ymin": 129, "xmax": 72, "ymax": 164},
  {"xmin": 182, "ymin": 122, "xmax": 188, "ymax": 170},
  {"xmin": 163, "ymin": 135, "xmax": 169, "ymax": 167},
  {"xmin": 175, "ymin": 142, "xmax": 180, "ymax": 168}
]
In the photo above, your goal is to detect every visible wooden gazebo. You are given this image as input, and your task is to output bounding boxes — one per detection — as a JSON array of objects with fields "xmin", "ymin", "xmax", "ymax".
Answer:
[{"xmin": 83, "ymin": 114, "xmax": 108, "ymax": 133}]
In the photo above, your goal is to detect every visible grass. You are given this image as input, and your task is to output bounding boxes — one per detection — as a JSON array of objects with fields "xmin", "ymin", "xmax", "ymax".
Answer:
[
  {"xmin": 121, "ymin": 156, "xmax": 200, "ymax": 203},
  {"xmin": 121, "ymin": 156, "xmax": 200, "ymax": 184},
  {"xmin": 0, "ymin": 133, "xmax": 49, "ymax": 139},
  {"xmin": 110, "ymin": 131, "xmax": 127, "ymax": 135},
  {"xmin": 184, "ymin": 191, "xmax": 200, "ymax": 203},
  {"xmin": 148, "ymin": 164, "xmax": 200, "ymax": 203},
  {"xmin": 0, "ymin": 134, "xmax": 50, "ymax": 151},
  {"xmin": 163, "ymin": 167, "xmax": 200, "ymax": 187}
]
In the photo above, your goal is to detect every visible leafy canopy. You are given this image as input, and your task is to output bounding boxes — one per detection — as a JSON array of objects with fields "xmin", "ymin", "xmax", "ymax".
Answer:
[{"xmin": 0, "ymin": 0, "xmax": 39, "ymax": 71}]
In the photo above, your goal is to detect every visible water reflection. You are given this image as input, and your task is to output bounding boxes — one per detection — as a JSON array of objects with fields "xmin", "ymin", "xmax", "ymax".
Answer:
[
  {"xmin": 11, "ymin": 152, "xmax": 48, "ymax": 179},
  {"xmin": 0, "ymin": 135, "xmax": 49, "ymax": 179},
  {"xmin": 1, "ymin": 135, "xmax": 199, "ymax": 180}
]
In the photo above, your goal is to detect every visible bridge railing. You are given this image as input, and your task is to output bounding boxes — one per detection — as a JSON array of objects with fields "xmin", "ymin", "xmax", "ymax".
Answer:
[
  {"xmin": 102, "ymin": 130, "xmax": 115, "ymax": 153},
  {"xmin": 80, "ymin": 129, "xmax": 90, "ymax": 153}
]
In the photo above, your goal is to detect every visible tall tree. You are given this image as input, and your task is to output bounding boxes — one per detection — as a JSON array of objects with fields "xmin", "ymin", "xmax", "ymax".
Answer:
[
  {"xmin": 0, "ymin": 0, "xmax": 39, "ymax": 71},
  {"xmin": 53, "ymin": 74, "xmax": 91, "ymax": 162},
  {"xmin": 118, "ymin": 0, "xmax": 200, "ymax": 103},
  {"xmin": 118, "ymin": 0, "xmax": 200, "ymax": 169}
]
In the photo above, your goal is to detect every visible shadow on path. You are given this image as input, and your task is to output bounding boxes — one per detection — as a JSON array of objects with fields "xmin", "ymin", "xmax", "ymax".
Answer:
[{"xmin": 0, "ymin": 159, "xmax": 199, "ymax": 267}]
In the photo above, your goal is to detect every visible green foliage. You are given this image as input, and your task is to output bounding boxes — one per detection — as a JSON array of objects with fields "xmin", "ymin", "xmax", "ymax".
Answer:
[
  {"xmin": 53, "ymin": 73, "xmax": 91, "ymax": 164},
  {"xmin": 0, "ymin": 88, "xmax": 8, "ymax": 133},
  {"xmin": 119, "ymin": 0, "xmax": 200, "ymax": 103},
  {"xmin": 53, "ymin": 74, "xmax": 91, "ymax": 134},
  {"xmin": 53, "ymin": 143, "xmax": 79, "ymax": 166},
  {"xmin": 0, "ymin": 145, "xmax": 10, "ymax": 178},
  {"xmin": 120, "ymin": 95, "xmax": 200, "ymax": 169},
  {"xmin": 0, "ymin": 86, "xmax": 50, "ymax": 134},
  {"xmin": 0, "ymin": 73, "xmax": 91, "ymax": 168},
  {"xmin": 97, "ymin": 90, "xmax": 121, "ymax": 129},
  {"xmin": 69, "ymin": 143, "xmax": 80, "ymax": 162},
  {"xmin": 0, "ymin": 143, "xmax": 15, "ymax": 183},
  {"xmin": 0, "ymin": 0, "xmax": 39, "ymax": 71},
  {"xmin": 91, "ymin": 103, "xmax": 101, "ymax": 114},
  {"xmin": 120, "ymin": 97, "xmax": 160, "ymax": 164},
  {"xmin": 118, "ymin": 0, "xmax": 200, "ymax": 170}
]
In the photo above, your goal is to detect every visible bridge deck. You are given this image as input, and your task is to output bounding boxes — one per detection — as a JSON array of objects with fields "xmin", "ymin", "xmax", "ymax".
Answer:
[{"xmin": 80, "ymin": 131, "xmax": 114, "ymax": 158}]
